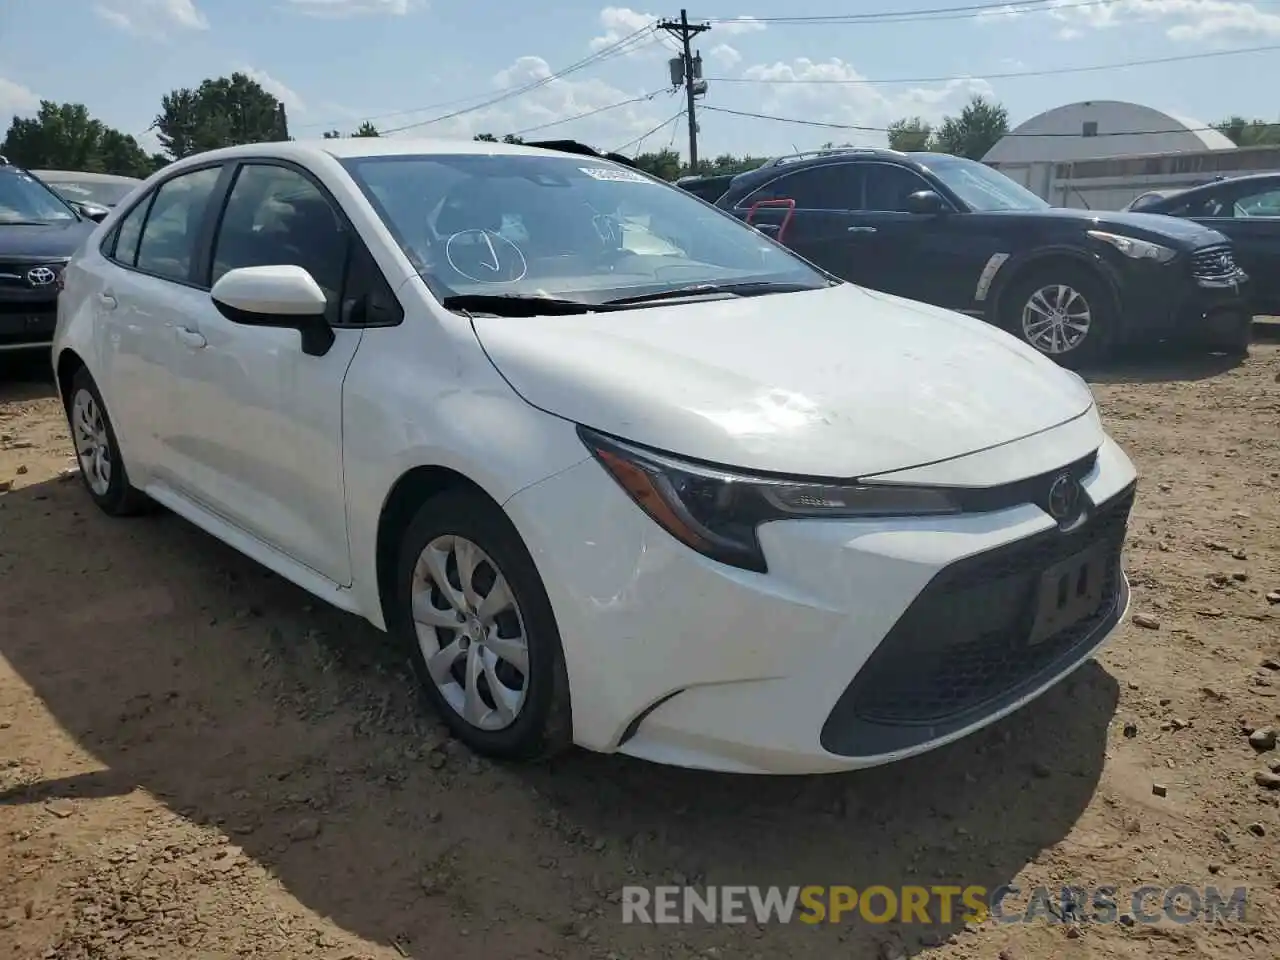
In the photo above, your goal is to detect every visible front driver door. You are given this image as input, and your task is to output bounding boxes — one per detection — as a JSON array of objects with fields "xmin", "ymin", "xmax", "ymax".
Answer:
[{"xmin": 166, "ymin": 161, "xmax": 364, "ymax": 586}]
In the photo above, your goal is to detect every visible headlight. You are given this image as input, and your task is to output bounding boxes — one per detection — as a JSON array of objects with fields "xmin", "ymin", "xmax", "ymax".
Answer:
[
  {"xmin": 578, "ymin": 426, "xmax": 961, "ymax": 573},
  {"xmin": 1087, "ymin": 230, "xmax": 1177, "ymax": 264}
]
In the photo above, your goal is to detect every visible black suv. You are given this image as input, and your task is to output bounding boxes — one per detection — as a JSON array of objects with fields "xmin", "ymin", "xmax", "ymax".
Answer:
[
  {"xmin": 1, "ymin": 157, "xmax": 103, "ymax": 357},
  {"xmin": 714, "ymin": 148, "xmax": 1253, "ymax": 366},
  {"xmin": 1126, "ymin": 172, "xmax": 1280, "ymax": 317}
]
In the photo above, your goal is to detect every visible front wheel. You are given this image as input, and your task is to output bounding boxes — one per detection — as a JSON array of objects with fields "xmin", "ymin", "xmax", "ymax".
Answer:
[
  {"xmin": 390, "ymin": 488, "xmax": 572, "ymax": 761},
  {"xmin": 65, "ymin": 368, "xmax": 151, "ymax": 516},
  {"xmin": 1001, "ymin": 266, "xmax": 1115, "ymax": 368}
]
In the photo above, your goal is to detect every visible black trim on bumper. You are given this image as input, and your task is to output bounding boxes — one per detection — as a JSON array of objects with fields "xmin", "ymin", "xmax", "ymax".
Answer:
[{"xmin": 820, "ymin": 482, "xmax": 1135, "ymax": 758}]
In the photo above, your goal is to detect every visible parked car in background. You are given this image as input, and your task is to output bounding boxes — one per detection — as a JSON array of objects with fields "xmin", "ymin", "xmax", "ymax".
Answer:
[
  {"xmin": 0, "ymin": 156, "xmax": 97, "ymax": 355},
  {"xmin": 32, "ymin": 169, "xmax": 142, "ymax": 221},
  {"xmin": 53, "ymin": 136, "xmax": 1138, "ymax": 775},
  {"xmin": 674, "ymin": 172, "xmax": 738, "ymax": 203},
  {"xmin": 1119, "ymin": 172, "xmax": 1280, "ymax": 316},
  {"xmin": 714, "ymin": 148, "xmax": 1253, "ymax": 366}
]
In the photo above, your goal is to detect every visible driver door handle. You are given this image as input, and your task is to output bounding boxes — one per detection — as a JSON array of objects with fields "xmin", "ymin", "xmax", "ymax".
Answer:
[
  {"xmin": 97, "ymin": 292, "xmax": 117, "ymax": 310},
  {"xmin": 175, "ymin": 326, "xmax": 207, "ymax": 349},
  {"xmin": 847, "ymin": 225, "xmax": 878, "ymax": 234}
]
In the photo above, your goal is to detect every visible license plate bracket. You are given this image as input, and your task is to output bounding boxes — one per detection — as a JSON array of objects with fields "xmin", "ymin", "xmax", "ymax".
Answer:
[{"xmin": 1027, "ymin": 543, "xmax": 1110, "ymax": 646}]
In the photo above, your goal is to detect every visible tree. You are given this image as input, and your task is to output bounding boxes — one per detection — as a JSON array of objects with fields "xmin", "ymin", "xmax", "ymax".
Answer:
[
  {"xmin": 1, "ymin": 101, "xmax": 154, "ymax": 177},
  {"xmin": 931, "ymin": 95, "xmax": 1009, "ymax": 160},
  {"xmin": 887, "ymin": 117, "xmax": 934, "ymax": 152},
  {"xmin": 353, "ymin": 121, "xmax": 380, "ymax": 137},
  {"xmin": 1213, "ymin": 115, "xmax": 1280, "ymax": 147},
  {"xmin": 155, "ymin": 72, "xmax": 288, "ymax": 160},
  {"xmin": 473, "ymin": 133, "xmax": 523, "ymax": 143}
]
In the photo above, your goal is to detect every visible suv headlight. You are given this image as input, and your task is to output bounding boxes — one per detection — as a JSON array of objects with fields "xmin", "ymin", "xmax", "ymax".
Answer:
[
  {"xmin": 579, "ymin": 426, "xmax": 961, "ymax": 573},
  {"xmin": 1087, "ymin": 230, "xmax": 1177, "ymax": 264}
]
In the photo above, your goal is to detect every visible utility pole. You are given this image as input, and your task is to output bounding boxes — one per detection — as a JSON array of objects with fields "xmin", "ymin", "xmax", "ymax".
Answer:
[{"xmin": 657, "ymin": 10, "xmax": 710, "ymax": 172}]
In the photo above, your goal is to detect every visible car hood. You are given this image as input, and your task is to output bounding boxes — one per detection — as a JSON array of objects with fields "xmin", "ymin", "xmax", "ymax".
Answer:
[
  {"xmin": 471, "ymin": 283, "xmax": 1096, "ymax": 478},
  {"xmin": 1024, "ymin": 206, "xmax": 1227, "ymax": 247},
  {"xmin": 0, "ymin": 218, "xmax": 95, "ymax": 259}
]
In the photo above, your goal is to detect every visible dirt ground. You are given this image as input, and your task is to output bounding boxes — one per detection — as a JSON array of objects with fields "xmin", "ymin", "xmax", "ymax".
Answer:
[{"xmin": 1, "ymin": 340, "xmax": 1278, "ymax": 960}]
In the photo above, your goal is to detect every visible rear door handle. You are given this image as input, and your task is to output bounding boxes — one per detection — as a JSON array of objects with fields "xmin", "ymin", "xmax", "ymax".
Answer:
[
  {"xmin": 175, "ymin": 326, "xmax": 207, "ymax": 349},
  {"xmin": 98, "ymin": 292, "xmax": 117, "ymax": 310},
  {"xmin": 847, "ymin": 225, "xmax": 878, "ymax": 234}
]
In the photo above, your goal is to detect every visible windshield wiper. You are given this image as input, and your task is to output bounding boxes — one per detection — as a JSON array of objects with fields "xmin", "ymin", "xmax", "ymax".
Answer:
[
  {"xmin": 441, "ymin": 293, "xmax": 623, "ymax": 316},
  {"xmin": 602, "ymin": 280, "xmax": 825, "ymax": 306}
]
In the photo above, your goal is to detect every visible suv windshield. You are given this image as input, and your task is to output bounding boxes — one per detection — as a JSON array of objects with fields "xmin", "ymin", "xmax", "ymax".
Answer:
[
  {"xmin": 340, "ymin": 153, "xmax": 830, "ymax": 305},
  {"xmin": 0, "ymin": 165, "xmax": 78, "ymax": 224},
  {"xmin": 919, "ymin": 156, "xmax": 1050, "ymax": 213}
]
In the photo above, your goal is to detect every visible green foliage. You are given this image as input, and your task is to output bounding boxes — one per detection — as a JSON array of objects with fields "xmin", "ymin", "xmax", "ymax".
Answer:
[
  {"xmin": 1213, "ymin": 115, "xmax": 1280, "ymax": 147},
  {"xmin": 0, "ymin": 101, "xmax": 154, "ymax": 177},
  {"xmin": 155, "ymin": 72, "xmax": 288, "ymax": 160},
  {"xmin": 929, "ymin": 95, "xmax": 1009, "ymax": 160},
  {"xmin": 887, "ymin": 117, "xmax": 934, "ymax": 152}
]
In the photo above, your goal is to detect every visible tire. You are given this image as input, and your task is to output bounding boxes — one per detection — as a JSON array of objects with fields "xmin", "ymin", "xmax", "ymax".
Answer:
[
  {"xmin": 65, "ymin": 367, "xmax": 151, "ymax": 517},
  {"xmin": 390, "ymin": 488, "xmax": 572, "ymax": 761},
  {"xmin": 1000, "ymin": 264, "xmax": 1115, "ymax": 369}
]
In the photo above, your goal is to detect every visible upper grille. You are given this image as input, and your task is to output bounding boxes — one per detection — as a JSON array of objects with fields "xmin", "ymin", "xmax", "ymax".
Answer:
[{"xmin": 1190, "ymin": 245, "xmax": 1242, "ymax": 282}]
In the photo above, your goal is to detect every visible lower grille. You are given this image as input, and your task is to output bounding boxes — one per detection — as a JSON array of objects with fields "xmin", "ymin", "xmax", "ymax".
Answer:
[
  {"xmin": 1190, "ymin": 245, "xmax": 1243, "ymax": 282},
  {"xmin": 822, "ymin": 484, "xmax": 1134, "ymax": 751}
]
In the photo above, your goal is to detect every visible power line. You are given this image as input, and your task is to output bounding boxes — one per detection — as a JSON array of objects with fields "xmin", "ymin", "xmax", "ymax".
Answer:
[
  {"xmin": 701, "ymin": 0, "xmax": 1280, "ymax": 26},
  {"xmin": 700, "ymin": 0, "xmax": 1115, "ymax": 26},
  {"xmin": 705, "ymin": 42, "xmax": 1280, "ymax": 85},
  {"xmin": 614, "ymin": 111, "xmax": 684, "ymax": 154},
  {"xmin": 510, "ymin": 91, "xmax": 667, "ymax": 136},
  {"xmin": 700, "ymin": 103, "xmax": 1242, "ymax": 138},
  {"xmin": 372, "ymin": 24, "xmax": 659, "ymax": 136}
]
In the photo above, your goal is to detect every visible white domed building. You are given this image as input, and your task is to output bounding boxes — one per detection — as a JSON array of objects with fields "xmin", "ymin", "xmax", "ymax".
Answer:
[{"xmin": 980, "ymin": 100, "xmax": 1276, "ymax": 210}]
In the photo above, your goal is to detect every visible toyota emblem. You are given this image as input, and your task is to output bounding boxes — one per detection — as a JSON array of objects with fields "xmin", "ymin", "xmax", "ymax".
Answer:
[
  {"xmin": 1047, "ymin": 474, "xmax": 1080, "ymax": 522},
  {"xmin": 26, "ymin": 266, "xmax": 57, "ymax": 286}
]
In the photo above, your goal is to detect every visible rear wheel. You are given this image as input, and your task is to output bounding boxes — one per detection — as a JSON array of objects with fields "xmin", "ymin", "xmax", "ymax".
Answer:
[
  {"xmin": 390, "ymin": 488, "xmax": 572, "ymax": 761},
  {"xmin": 65, "ymin": 368, "xmax": 150, "ymax": 516},
  {"xmin": 1001, "ymin": 265, "xmax": 1114, "ymax": 368}
]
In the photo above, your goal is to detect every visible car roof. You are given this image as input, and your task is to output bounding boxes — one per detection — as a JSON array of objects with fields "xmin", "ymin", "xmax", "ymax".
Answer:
[
  {"xmin": 31, "ymin": 169, "xmax": 142, "ymax": 183},
  {"xmin": 1146, "ymin": 171, "xmax": 1280, "ymax": 205},
  {"xmin": 163, "ymin": 137, "xmax": 609, "ymax": 166}
]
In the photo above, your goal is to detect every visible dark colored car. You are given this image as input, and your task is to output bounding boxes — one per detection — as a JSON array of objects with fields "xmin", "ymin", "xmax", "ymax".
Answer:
[
  {"xmin": 31, "ymin": 169, "xmax": 142, "ymax": 221},
  {"xmin": 675, "ymin": 172, "xmax": 739, "ymax": 203},
  {"xmin": 1121, "ymin": 172, "xmax": 1280, "ymax": 316},
  {"xmin": 0, "ymin": 157, "xmax": 99, "ymax": 356},
  {"xmin": 714, "ymin": 148, "xmax": 1253, "ymax": 366}
]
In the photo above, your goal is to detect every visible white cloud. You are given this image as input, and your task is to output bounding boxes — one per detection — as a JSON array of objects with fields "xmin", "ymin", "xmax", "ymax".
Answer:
[
  {"xmin": 709, "ymin": 44, "xmax": 741, "ymax": 68},
  {"xmin": 716, "ymin": 15, "xmax": 766, "ymax": 34},
  {"xmin": 237, "ymin": 66, "xmax": 307, "ymax": 114},
  {"xmin": 93, "ymin": 0, "xmax": 209, "ymax": 36},
  {"xmin": 0, "ymin": 74, "xmax": 40, "ymax": 117},
  {"xmin": 738, "ymin": 58, "xmax": 994, "ymax": 148},
  {"xmin": 988, "ymin": 0, "xmax": 1280, "ymax": 41},
  {"xmin": 588, "ymin": 6, "xmax": 667, "ymax": 57},
  {"xmin": 380, "ymin": 55, "xmax": 672, "ymax": 152},
  {"xmin": 284, "ymin": 0, "xmax": 418, "ymax": 17}
]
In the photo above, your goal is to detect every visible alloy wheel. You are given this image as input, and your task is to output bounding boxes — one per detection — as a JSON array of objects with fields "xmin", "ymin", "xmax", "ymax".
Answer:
[
  {"xmin": 71, "ymin": 388, "xmax": 112, "ymax": 497},
  {"xmin": 1021, "ymin": 283, "xmax": 1092, "ymax": 355},
  {"xmin": 410, "ymin": 534, "xmax": 530, "ymax": 731}
]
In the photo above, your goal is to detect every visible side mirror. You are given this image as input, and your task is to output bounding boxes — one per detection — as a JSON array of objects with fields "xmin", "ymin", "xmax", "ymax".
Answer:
[
  {"xmin": 905, "ymin": 190, "xmax": 946, "ymax": 216},
  {"xmin": 210, "ymin": 265, "xmax": 335, "ymax": 357},
  {"xmin": 74, "ymin": 201, "xmax": 111, "ymax": 222}
]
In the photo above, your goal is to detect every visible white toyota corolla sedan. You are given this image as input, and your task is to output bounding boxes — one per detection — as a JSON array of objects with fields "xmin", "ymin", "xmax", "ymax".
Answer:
[{"xmin": 53, "ymin": 138, "xmax": 1137, "ymax": 775}]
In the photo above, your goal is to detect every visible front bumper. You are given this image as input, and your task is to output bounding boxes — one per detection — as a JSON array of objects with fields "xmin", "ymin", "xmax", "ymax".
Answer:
[
  {"xmin": 504, "ymin": 425, "xmax": 1138, "ymax": 775},
  {"xmin": 1111, "ymin": 246, "xmax": 1252, "ymax": 345}
]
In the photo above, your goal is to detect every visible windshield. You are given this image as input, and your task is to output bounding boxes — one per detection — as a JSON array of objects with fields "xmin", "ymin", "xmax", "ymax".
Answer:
[
  {"xmin": 920, "ymin": 156, "xmax": 1051, "ymax": 212},
  {"xmin": 40, "ymin": 175, "xmax": 138, "ymax": 207},
  {"xmin": 339, "ymin": 153, "xmax": 830, "ymax": 305},
  {"xmin": 0, "ymin": 166, "xmax": 78, "ymax": 223}
]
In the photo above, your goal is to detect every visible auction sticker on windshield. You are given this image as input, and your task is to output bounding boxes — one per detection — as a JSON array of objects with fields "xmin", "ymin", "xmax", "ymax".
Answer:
[{"xmin": 580, "ymin": 167, "xmax": 651, "ymax": 184}]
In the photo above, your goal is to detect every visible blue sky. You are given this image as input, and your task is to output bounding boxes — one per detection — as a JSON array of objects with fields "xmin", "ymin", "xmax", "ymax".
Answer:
[{"xmin": 2, "ymin": 0, "xmax": 1279, "ymax": 161}]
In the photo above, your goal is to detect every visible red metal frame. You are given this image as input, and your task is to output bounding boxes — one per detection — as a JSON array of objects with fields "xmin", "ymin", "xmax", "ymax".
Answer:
[{"xmin": 744, "ymin": 198, "xmax": 796, "ymax": 244}]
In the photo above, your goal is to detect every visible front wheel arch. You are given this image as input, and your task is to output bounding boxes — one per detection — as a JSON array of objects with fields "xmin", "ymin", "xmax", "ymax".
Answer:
[{"xmin": 988, "ymin": 251, "xmax": 1121, "ymax": 329}]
